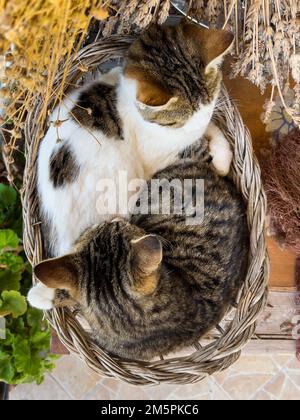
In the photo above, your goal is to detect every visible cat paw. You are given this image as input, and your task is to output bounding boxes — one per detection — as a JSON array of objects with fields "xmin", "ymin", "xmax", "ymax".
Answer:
[
  {"xmin": 27, "ymin": 284, "xmax": 55, "ymax": 310},
  {"xmin": 210, "ymin": 145, "xmax": 233, "ymax": 176},
  {"xmin": 207, "ymin": 124, "xmax": 233, "ymax": 176}
]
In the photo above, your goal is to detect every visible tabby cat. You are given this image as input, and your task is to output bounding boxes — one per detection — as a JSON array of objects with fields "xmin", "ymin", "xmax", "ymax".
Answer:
[
  {"xmin": 32, "ymin": 140, "xmax": 249, "ymax": 360},
  {"xmin": 28, "ymin": 21, "xmax": 234, "ymax": 311}
]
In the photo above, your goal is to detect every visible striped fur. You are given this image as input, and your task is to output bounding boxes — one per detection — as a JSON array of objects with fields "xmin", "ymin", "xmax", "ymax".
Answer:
[
  {"xmin": 71, "ymin": 83, "xmax": 123, "ymax": 139},
  {"xmin": 42, "ymin": 145, "xmax": 249, "ymax": 360},
  {"xmin": 125, "ymin": 23, "xmax": 232, "ymax": 127},
  {"xmin": 29, "ymin": 22, "xmax": 240, "ymax": 359}
]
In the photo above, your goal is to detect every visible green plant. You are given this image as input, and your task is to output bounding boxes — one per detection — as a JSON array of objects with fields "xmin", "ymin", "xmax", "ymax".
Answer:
[{"xmin": 0, "ymin": 182, "xmax": 57, "ymax": 385}]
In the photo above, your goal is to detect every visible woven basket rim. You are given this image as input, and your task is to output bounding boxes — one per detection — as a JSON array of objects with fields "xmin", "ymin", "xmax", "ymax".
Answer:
[{"xmin": 21, "ymin": 35, "xmax": 269, "ymax": 386}]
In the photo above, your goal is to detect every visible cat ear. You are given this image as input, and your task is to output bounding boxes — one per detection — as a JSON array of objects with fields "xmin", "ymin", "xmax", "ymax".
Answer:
[
  {"xmin": 34, "ymin": 255, "xmax": 78, "ymax": 291},
  {"xmin": 137, "ymin": 96, "xmax": 178, "ymax": 113},
  {"xmin": 124, "ymin": 66, "xmax": 177, "ymax": 108},
  {"xmin": 131, "ymin": 235, "xmax": 163, "ymax": 295},
  {"xmin": 182, "ymin": 23, "xmax": 234, "ymax": 72}
]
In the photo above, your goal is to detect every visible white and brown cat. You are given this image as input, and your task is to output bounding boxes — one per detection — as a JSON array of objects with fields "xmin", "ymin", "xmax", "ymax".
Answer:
[{"xmin": 28, "ymin": 22, "xmax": 234, "ymax": 310}]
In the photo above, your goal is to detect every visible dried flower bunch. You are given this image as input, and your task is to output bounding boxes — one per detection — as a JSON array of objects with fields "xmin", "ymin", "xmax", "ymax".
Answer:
[
  {"xmin": 101, "ymin": 0, "xmax": 171, "ymax": 36},
  {"xmin": 185, "ymin": 0, "xmax": 300, "ymax": 128},
  {"xmin": 121, "ymin": 0, "xmax": 171, "ymax": 26},
  {"xmin": 0, "ymin": 0, "xmax": 109, "ymax": 174},
  {"xmin": 1, "ymin": 0, "xmax": 299, "ymax": 175},
  {"xmin": 262, "ymin": 129, "xmax": 300, "ymax": 253}
]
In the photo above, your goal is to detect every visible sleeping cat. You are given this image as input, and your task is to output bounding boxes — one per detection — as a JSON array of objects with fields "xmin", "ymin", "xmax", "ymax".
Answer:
[
  {"xmin": 28, "ymin": 22, "xmax": 234, "ymax": 309},
  {"xmin": 31, "ymin": 140, "xmax": 249, "ymax": 360}
]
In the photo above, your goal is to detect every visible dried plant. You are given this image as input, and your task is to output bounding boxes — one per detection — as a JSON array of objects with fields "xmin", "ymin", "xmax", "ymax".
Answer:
[
  {"xmin": 0, "ymin": 0, "xmax": 109, "ymax": 169},
  {"xmin": 105, "ymin": 0, "xmax": 171, "ymax": 34},
  {"xmin": 185, "ymin": 0, "xmax": 300, "ymax": 128},
  {"xmin": 1, "ymin": 0, "xmax": 299, "ymax": 177}
]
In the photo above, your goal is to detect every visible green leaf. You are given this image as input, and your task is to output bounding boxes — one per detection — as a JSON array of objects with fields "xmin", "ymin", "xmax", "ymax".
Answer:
[
  {"xmin": 0, "ymin": 253, "xmax": 25, "ymax": 272},
  {"xmin": 0, "ymin": 328, "xmax": 14, "ymax": 346},
  {"xmin": 0, "ymin": 358, "xmax": 15, "ymax": 383},
  {"xmin": 0, "ymin": 184, "xmax": 57, "ymax": 385},
  {"xmin": 0, "ymin": 184, "xmax": 17, "ymax": 210},
  {"xmin": 9, "ymin": 317, "xmax": 25, "ymax": 335},
  {"xmin": 12, "ymin": 337, "xmax": 31, "ymax": 374},
  {"xmin": 0, "ymin": 350, "xmax": 9, "ymax": 362},
  {"xmin": 0, "ymin": 290, "xmax": 27, "ymax": 318},
  {"xmin": 0, "ymin": 269, "xmax": 22, "ymax": 292},
  {"xmin": 31, "ymin": 330, "xmax": 50, "ymax": 347},
  {"xmin": 0, "ymin": 229, "xmax": 19, "ymax": 250},
  {"xmin": 0, "ymin": 184, "xmax": 21, "ymax": 231},
  {"xmin": 13, "ymin": 338, "xmax": 49, "ymax": 380},
  {"xmin": 26, "ymin": 307, "xmax": 43, "ymax": 330}
]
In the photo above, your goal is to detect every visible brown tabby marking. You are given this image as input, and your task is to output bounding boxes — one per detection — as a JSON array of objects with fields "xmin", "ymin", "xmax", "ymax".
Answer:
[
  {"xmin": 71, "ymin": 82, "xmax": 123, "ymax": 139},
  {"xmin": 124, "ymin": 23, "xmax": 232, "ymax": 127},
  {"xmin": 133, "ymin": 273, "xmax": 158, "ymax": 295},
  {"xmin": 181, "ymin": 25, "xmax": 234, "ymax": 67},
  {"xmin": 131, "ymin": 235, "xmax": 162, "ymax": 295},
  {"xmin": 49, "ymin": 144, "xmax": 79, "ymax": 188},
  {"xmin": 35, "ymin": 145, "xmax": 249, "ymax": 360},
  {"xmin": 53, "ymin": 289, "xmax": 77, "ymax": 308},
  {"xmin": 35, "ymin": 255, "xmax": 78, "ymax": 292},
  {"xmin": 35, "ymin": 23, "xmax": 240, "ymax": 360},
  {"xmin": 125, "ymin": 67, "xmax": 173, "ymax": 107}
]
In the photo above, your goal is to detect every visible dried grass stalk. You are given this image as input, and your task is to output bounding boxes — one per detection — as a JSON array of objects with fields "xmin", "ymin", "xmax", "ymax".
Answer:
[
  {"xmin": 184, "ymin": 0, "xmax": 300, "ymax": 128},
  {"xmin": 262, "ymin": 129, "xmax": 300, "ymax": 253},
  {"xmin": 0, "ymin": 0, "xmax": 109, "ymax": 169}
]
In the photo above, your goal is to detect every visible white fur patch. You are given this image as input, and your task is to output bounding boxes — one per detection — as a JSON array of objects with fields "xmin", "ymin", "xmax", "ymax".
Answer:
[
  {"xmin": 118, "ymin": 76, "xmax": 217, "ymax": 177},
  {"xmin": 27, "ymin": 284, "xmax": 55, "ymax": 310},
  {"xmin": 207, "ymin": 123, "xmax": 233, "ymax": 176},
  {"xmin": 38, "ymin": 71, "xmax": 220, "ymax": 256}
]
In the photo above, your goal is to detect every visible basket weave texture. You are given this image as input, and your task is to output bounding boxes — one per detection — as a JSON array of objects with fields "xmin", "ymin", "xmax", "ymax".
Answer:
[{"xmin": 22, "ymin": 36, "xmax": 269, "ymax": 385}]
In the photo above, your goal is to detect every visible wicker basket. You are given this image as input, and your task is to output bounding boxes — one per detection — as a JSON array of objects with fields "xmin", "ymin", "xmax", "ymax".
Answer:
[{"xmin": 22, "ymin": 35, "xmax": 269, "ymax": 386}]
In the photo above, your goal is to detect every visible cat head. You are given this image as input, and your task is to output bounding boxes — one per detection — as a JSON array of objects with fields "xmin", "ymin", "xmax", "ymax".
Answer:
[
  {"xmin": 124, "ymin": 21, "xmax": 234, "ymax": 127},
  {"xmin": 34, "ymin": 220, "xmax": 163, "ymax": 307}
]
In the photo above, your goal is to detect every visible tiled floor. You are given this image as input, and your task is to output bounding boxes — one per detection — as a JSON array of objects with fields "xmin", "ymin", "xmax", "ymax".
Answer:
[{"xmin": 10, "ymin": 351, "xmax": 300, "ymax": 400}]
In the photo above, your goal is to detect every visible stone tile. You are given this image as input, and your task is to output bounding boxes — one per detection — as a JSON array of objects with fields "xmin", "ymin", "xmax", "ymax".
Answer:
[
  {"xmin": 100, "ymin": 377, "xmax": 122, "ymax": 396},
  {"xmin": 220, "ymin": 374, "xmax": 273, "ymax": 400},
  {"xmin": 231, "ymin": 356, "xmax": 278, "ymax": 375},
  {"xmin": 280, "ymin": 377, "xmax": 300, "ymax": 400},
  {"xmin": 117, "ymin": 383, "xmax": 151, "ymax": 400},
  {"xmin": 286, "ymin": 356, "xmax": 300, "ymax": 370},
  {"xmin": 146, "ymin": 384, "xmax": 181, "ymax": 400},
  {"xmin": 10, "ymin": 374, "xmax": 71, "ymax": 400},
  {"xmin": 196, "ymin": 394, "xmax": 211, "ymax": 400},
  {"xmin": 82, "ymin": 383, "xmax": 116, "ymax": 400},
  {"xmin": 210, "ymin": 381, "xmax": 231, "ymax": 400},
  {"xmin": 252, "ymin": 390, "xmax": 274, "ymax": 401},
  {"xmin": 51, "ymin": 354, "xmax": 101, "ymax": 399},
  {"xmin": 284, "ymin": 356, "xmax": 300, "ymax": 387},
  {"xmin": 170, "ymin": 378, "xmax": 213, "ymax": 400},
  {"xmin": 171, "ymin": 378, "xmax": 213, "ymax": 400},
  {"xmin": 271, "ymin": 355, "xmax": 295, "ymax": 368},
  {"xmin": 213, "ymin": 367, "xmax": 235, "ymax": 385},
  {"xmin": 264, "ymin": 372, "xmax": 286, "ymax": 398}
]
